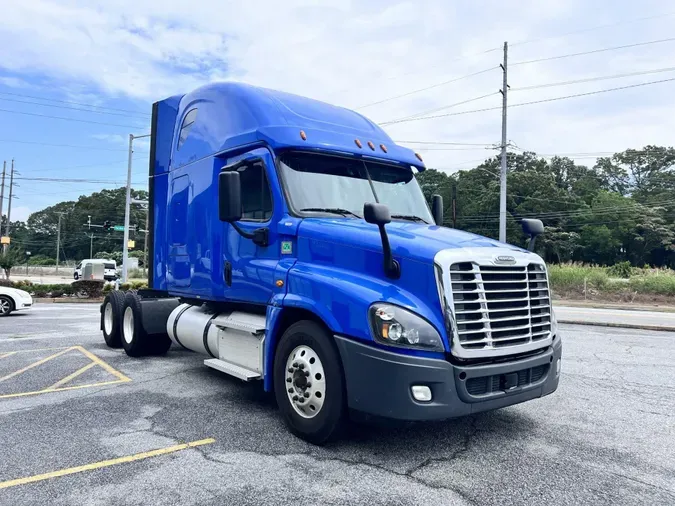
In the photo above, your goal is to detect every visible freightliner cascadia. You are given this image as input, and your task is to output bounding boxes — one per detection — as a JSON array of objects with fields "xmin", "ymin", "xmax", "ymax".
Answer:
[{"xmin": 100, "ymin": 82, "xmax": 561, "ymax": 444}]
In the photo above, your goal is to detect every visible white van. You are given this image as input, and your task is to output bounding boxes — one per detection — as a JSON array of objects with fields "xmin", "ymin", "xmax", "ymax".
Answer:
[{"xmin": 74, "ymin": 259, "xmax": 118, "ymax": 281}]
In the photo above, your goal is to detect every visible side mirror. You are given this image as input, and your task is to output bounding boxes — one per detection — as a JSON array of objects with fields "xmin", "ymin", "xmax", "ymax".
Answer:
[
  {"xmin": 363, "ymin": 203, "xmax": 400, "ymax": 279},
  {"xmin": 431, "ymin": 194, "xmax": 443, "ymax": 226},
  {"xmin": 521, "ymin": 218, "xmax": 544, "ymax": 251},
  {"xmin": 364, "ymin": 202, "xmax": 391, "ymax": 225},
  {"xmin": 219, "ymin": 171, "xmax": 242, "ymax": 222}
]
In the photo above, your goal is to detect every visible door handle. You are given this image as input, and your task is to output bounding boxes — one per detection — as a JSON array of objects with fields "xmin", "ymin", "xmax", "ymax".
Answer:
[{"xmin": 224, "ymin": 261, "xmax": 232, "ymax": 286}]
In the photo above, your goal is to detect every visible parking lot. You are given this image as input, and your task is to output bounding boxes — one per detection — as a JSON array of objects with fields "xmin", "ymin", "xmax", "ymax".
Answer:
[{"xmin": 0, "ymin": 304, "xmax": 673, "ymax": 505}]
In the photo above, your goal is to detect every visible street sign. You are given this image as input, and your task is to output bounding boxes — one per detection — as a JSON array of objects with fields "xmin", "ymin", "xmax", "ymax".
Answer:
[
  {"xmin": 113, "ymin": 225, "xmax": 125, "ymax": 232},
  {"xmin": 0, "ymin": 237, "xmax": 9, "ymax": 245},
  {"xmin": 128, "ymin": 240, "xmax": 135, "ymax": 249}
]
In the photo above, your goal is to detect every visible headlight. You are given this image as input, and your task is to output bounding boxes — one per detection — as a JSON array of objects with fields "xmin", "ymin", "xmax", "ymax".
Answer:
[{"xmin": 368, "ymin": 303, "xmax": 444, "ymax": 352}]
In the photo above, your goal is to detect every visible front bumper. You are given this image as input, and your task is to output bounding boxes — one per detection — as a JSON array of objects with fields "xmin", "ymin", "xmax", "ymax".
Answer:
[
  {"xmin": 16, "ymin": 301, "xmax": 33, "ymax": 311},
  {"xmin": 335, "ymin": 335, "xmax": 561, "ymax": 421}
]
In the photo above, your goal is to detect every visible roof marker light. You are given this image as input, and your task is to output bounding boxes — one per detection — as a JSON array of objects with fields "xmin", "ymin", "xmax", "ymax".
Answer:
[
  {"xmin": 355, "ymin": 139, "xmax": 362, "ymax": 148},
  {"xmin": 380, "ymin": 144, "xmax": 388, "ymax": 153},
  {"xmin": 367, "ymin": 141, "xmax": 375, "ymax": 151},
  {"xmin": 300, "ymin": 130, "xmax": 307, "ymax": 140},
  {"xmin": 415, "ymin": 152, "xmax": 423, "ymax": 162}
]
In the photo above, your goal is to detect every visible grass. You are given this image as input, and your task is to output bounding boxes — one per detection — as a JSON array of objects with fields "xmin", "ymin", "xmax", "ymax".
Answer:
[{"xmin": 549, "ymin": 263, "xmax": 675, "ymax": 301}]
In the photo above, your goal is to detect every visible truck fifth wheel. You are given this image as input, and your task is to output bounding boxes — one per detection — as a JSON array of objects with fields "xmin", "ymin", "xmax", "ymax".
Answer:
[{"xmin": 100, "ymin": 82, "xmax": 562, "ymax": 445}]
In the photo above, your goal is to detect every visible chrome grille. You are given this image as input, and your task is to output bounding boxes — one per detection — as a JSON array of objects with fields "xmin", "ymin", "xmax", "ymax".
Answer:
[{"xmin": 450, "ymin": 262, "xmax": 552, "ymax": 351}]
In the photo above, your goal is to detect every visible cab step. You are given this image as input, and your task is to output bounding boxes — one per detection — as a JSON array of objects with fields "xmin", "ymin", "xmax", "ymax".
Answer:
[
  {"xmin": 204, "ymin": 358, "xmax": 261, "ymax": 381},
  {"xmin": 211, "ymin": 311, "xmax": 266, "ymax": 335}
]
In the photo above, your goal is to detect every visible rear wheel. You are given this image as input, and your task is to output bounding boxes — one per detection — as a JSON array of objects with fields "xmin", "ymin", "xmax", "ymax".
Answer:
[
  {"xmin": 121, "ymin": 291, "xmax": 172, "ymax": 357},
  {"xmin": 0, "ymin": 296, "xmax": 14, "ymax": 317},
  {"xmin": 101, "ymin": 291, "xmax": 125, "ymax": 347},
  {"xmin": 121, "ymin": 291, "xmax": 150, "ymax": 357},
  {"xmin": 274, "ymin": 321, "xmax": 345, "ymax": 445}
]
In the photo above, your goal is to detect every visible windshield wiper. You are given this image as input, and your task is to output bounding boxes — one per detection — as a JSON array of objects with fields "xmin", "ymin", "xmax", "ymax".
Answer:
[
  {"xmin": 300, "ymin": 207, "xmax": 361, "ymax": 218},
  {"xmin": 391, "ymin": 214, "xmax": 429, "ymax": 223}
]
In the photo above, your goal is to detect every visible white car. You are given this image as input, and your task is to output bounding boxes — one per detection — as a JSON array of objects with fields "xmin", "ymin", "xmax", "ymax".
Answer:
[{"xmin": 0, "ymin": 286, "xmax": 33, "ymax": 316}]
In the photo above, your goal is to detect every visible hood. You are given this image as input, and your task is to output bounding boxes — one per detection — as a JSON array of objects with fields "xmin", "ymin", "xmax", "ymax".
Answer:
[
  {"xmin": 298, "ymin": 218, "xmax": 532, "ymax": 264},
  {"xmin": 0, "ymin": 287, "xmax": 30, "ymax": 298}
]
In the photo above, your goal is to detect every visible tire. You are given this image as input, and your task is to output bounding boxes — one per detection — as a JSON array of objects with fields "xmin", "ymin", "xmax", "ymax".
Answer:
[
  {"xmin": 121, "ymin": 291, "xmax": 172, "ymax": 357},
  {"xmin": 121, "ymin": 291, "xmax": 150, "ymax": 357},
  {"xmin": 0, "ymin": 295, "xmax": 14, "ymax": 317},
  {"xmin": 101, "ymin": 291, "xmax": 125, "ymax": 348},
  {"xmin": 274, "ymin": 320, "xmax": 346, "ymax": 445},
  {"xmin": 74, "ymin": 273, "xmax": 79, "ymax": 280}
]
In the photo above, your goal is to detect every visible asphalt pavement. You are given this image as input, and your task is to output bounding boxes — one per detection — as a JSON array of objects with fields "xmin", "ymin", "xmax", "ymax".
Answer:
[{"xmin": 0, "ymin": 304, "xmax": 673, "ymax": 505}]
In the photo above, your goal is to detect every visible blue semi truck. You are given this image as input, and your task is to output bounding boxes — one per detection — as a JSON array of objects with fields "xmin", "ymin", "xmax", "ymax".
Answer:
[{"xmin": 100, "ymin": 82, "xmax": 561, "ymax": 444}]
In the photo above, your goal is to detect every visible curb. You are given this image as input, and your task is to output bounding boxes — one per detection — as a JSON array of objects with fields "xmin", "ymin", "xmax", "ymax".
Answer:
[
  {"xmin": 34, "ymin": 298, "xmax": 103, "ymax": 304},
  {"xmin": 555, "ymin": 301, "xmax": 675, "ymax": 313},
  {"xmin": 558, "ymin": 319, "xmax": 675, "ymax": 332}
]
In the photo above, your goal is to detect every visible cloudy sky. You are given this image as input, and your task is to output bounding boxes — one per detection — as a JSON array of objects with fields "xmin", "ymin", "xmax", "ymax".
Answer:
[{"xmin": 0, "ymin": 0, "xmax": 674, "ymax": 222}]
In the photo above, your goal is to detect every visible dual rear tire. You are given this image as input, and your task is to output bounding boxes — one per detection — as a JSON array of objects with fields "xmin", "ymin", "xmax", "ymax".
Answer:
[{"xmin": 101, "ymin": 291, "xmax": 172, "ymax": 356}]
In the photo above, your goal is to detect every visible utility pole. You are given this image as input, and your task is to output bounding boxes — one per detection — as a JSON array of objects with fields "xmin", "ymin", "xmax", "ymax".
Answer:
[
  {"xmin": 123, "ymin": 133, "xmax": 151, "ymax": 282},
  {"xmin": 0, "ymin": 161, "xmax": 5, "ymax": 238},
  {"xmin": 452, "ymin": 185, "xmax": 457, "ymax": 229},
  {"xmin": 499, "ymin": 41, "xmax": 509, "ymax": 243},
  {"xmin": 5, "ymin": 160, "xmax": 15, "ymax": 251},
  {"xmin": 55, "ymin": 212, "xmax": 66, "ymax": 272}
]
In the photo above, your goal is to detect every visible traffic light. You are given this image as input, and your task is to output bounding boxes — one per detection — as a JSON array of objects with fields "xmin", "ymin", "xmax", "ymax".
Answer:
[{"xmin": 103, "ymin": 220, "xmax": 111, "ymax": 231}]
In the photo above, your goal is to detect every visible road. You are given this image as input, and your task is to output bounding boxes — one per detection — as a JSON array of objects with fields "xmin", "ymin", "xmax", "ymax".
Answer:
[
  {"xmin": 0, "ymin": 304, "xmax": 673, "ymax": 505},
  {"xmin": 555, "ymin": 305, "xmax": 675, "ymax": 329}
]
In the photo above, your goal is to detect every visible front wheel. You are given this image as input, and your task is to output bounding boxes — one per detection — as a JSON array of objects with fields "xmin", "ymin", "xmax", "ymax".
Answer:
[
  {"xmin": 274, "ymin": 321, "xmax": 345, "ymax": 445},
  {"xmin": 0, "ymin": 296, "xmax": 14, "ymax": 317},
  {"xmin": 74, "ymin": 272, "xmax": 79, "ymax": 280}
]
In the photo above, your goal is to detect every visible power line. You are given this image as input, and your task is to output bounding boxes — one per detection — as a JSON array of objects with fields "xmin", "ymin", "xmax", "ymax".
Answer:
[
  {"xmin": 511, "ymin": 66, "xmax": 675, "ymax": 92},
  {"xmin": 0, "ymin": 108, "xmax": 147, "ymax": 129},
  {"xmin": 384, "ymin": 77, "xmax": 675, "ymax": 124},
  {"xmin": 0, "ymin": 97, "xmax": 149, "ymax": 118},
  {"xmin": 0, "ymin": 90, "xmax": 150, "ymax": 116},
  {"xmin": 355, "ymin": 67, "xmax": 497, "ymax": 110},
  {"xmin": 15, "ymin": 176, "xmax": 147, "ymax": 185},
  {"xmin": 382, "ymin": 92, "xmax": 499, "ymax": 124},
  {"xmin": 511, "ymin": 37, "xmax": 675, "ymax": 66},
  {"xmin": 395, "ymin": 140, "xmax": 495, "ymax": 146},
  {"xmin": 509, "ymin": 11, "xmax": 675, "ymax": 49},
  {"xmin": 0, "ymin": 138, "xmax": 143, "ymax": 152}
]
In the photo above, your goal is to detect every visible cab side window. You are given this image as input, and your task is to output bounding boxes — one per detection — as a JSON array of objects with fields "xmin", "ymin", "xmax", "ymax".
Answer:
[
  {"xmin": 177, "ymin": 109, "xmax": 197, "ymax": 150},
  {"xmin": 239, "ymin": 162, "xmax": 273, "ymax": 222}
]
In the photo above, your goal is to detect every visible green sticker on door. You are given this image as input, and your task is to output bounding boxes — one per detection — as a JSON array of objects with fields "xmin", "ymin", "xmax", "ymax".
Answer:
[{"xmin": 281, "ymin": 241, "xmax": 293, "ymax": 254}]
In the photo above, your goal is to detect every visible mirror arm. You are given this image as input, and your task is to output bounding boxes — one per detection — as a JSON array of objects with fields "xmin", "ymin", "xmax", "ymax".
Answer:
[
  {"xmin": 527, "ymin": 236, "xmax": 537, "ymax": 252},
  {"xmin": 377, "ymin": 224, "xmax": 400, "ymax": 279},
  {"xmin": 231, "ymin": 222, "xmax": 269, "ymax": 247}
]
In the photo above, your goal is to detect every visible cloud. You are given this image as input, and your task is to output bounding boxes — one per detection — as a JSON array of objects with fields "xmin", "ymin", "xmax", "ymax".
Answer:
[{"xmin": 1, "ymin": 0, "xmax": 674, "ymax": 173}]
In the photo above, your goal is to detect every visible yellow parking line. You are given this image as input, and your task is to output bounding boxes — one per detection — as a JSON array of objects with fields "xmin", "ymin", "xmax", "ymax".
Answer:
[
  {"xmin": 0, "ymin": 347, "xmax": 75, "ymax": 384},
  {"xmin": 0, "ymin": 438, "xmax": 216, "ymax": 490},
  {"xmin": 0, "ymin": 380, "xmax": 127, "ymax": 400},
  {"xmin": 74, "ymin": 346, "xmax": 131, "ymax": 383},
  {"xmin": 4, "ymin": 347, "xmax": 70, "ymax": 354},
  {"xmin": 48, "ymin": 362, "xmax": 97, "ymax": 389}
]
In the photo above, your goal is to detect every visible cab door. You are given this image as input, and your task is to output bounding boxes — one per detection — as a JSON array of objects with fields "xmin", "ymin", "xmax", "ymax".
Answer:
[{"xmin": 221, "ymin": 148, "xmax": 280, "ymax": 305}]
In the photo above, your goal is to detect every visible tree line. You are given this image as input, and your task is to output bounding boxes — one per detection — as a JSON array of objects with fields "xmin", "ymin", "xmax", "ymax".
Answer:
[
  {"xmin": 1, "ymin": 187, "xmax": 148, "ymax": 265},
  {"xmin": 1, "ymin": 145, "xmax": 674, "ymax": 269},
  {"xmin": 416, "ymin": 145, "xmax": 675, "ymax": 267}
]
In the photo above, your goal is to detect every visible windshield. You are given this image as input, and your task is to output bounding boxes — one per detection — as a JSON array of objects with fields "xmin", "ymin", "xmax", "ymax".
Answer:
[{"xmin": 279, "ymin": 152, "xmax": 434, "ymax": 223}]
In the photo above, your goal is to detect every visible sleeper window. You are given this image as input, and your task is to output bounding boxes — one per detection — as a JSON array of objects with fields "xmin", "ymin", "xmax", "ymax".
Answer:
[{"xmin": 177, "ymin": 109, "xmax": 198, "ymax": 150}]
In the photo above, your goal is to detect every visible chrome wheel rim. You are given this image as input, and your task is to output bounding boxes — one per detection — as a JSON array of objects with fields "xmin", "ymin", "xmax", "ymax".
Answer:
[
  {"xmin": 123, "ymin": 307, "xmax": 134, "ymax": 344},
  {"xmin": 0, "ymin": 298, "xmax": 10, "ymax": 315},
  {"xmin": 285, "ymin": 345, "xmax": 326, "ymax": 419},
  {"xmin": 103, "ymin": 302, "xmax": 114, "ymax": 335}
]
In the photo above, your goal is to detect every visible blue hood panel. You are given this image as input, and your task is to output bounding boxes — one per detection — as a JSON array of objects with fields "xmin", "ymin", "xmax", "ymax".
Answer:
[{"xmin": 298, "ymin": 218, "xmax": 527, "ymax": 264}]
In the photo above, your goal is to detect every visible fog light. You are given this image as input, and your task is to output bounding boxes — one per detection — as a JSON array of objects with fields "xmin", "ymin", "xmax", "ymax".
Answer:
[
  {"xmin": 556, "ymin": 358, "xmax": 561, "ymax": 377},
  {"xmin": 411, "ymin": 385, "xmax": 432, "ymax": 402}
]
